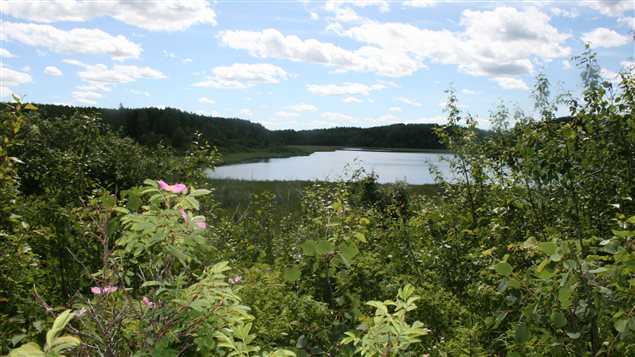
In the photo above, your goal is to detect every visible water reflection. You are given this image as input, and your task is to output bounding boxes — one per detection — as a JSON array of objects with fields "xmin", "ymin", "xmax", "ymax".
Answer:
[{"xmin": 208, "ymin": 150, "xmax": 453, "ymax": 184}]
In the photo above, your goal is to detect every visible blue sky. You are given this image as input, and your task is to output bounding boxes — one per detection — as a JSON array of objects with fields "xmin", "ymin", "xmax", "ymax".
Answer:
[{"xmin": 1, "ymin": 0, "xmax": 633, "ymax": 130}]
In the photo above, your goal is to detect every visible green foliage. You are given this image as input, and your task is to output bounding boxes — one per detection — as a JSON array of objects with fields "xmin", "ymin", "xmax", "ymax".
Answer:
[
  {"xmin": 8, "ymin": 309, "xmax": 80, "ymax": 357},
  {"xmin": 341, "ymin": 284, "xmax": 430, "ymax": 356}
]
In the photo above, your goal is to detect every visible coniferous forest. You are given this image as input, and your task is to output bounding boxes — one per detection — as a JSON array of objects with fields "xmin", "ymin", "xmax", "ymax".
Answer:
[{"xmin": 1, "ymin": 49, "xmax": 634, "ymax": 356}]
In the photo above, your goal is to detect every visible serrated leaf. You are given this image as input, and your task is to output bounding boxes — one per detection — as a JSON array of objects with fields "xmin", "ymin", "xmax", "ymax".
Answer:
[
  {"xmin": 315, "ymin": 239, "xmax": 334, "ymax": 256},
  {"xmin": 301, "ymin": 240, "xmax": 316, "ymax": 256}
]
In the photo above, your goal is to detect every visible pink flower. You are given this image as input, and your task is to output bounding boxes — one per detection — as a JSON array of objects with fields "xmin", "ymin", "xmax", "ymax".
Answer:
[
  {"xmin": 91, "ymin": 286, "xmax": 118, "ymax": 295},
  {"xmin": 196, "ymin": 221, "xmax": 206, "ymax": 229},
  {"xmin": 142, "ymin": 296, "xmax": 156, "ymax": 308},
  {"xmin": 228, "ymin": 276, "xmax": 242, "ymax": 284},
  {"xmin": 157, "ymin": 180, "xmax": 187, "ymax": 194},
  {"xmin": 180, "ymin": 209, "xmax": 188, "ymax": 222}
]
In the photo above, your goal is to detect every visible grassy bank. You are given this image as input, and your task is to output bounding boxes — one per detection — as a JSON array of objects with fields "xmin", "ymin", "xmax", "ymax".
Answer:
[
  {"xmin": 217, "ymin": 145, "xmax": 338, "ymax": 165},
  {"xmin": 204, "ymin": 178, "xmax": 440, "ymax": 218},
  {"xmin": 217, "ymin": 145, "xmax": 450, "ymax": 166}
]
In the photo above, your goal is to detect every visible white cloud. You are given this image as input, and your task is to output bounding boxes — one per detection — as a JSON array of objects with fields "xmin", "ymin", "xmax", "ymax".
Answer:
[
  {"xmin": 65, "ymin": 60, "xmax": 166, "ymax": 92},
  {"xmin": 44, "ymin": 66, "xmax": 63, "ymax": 76},
  {"xmin": 321, "ymin": 111, "xmax": 359, "ymax": 123},
  {"xmin": 310, "ymin": 11, "xmax": 320, "ymax": 20},
  {"xmin": 493, "ymin": 77, "xmax": 529, "ymax": 90},
  {"xmin": 325, "ymin": 0, "xmax": 390, "ymax": 13},
  {"xmin": 390, "ymin": 106, "xmax": 402, "ymax": 112},
  {"xmin": 581, "ymin": 0, "xmax": 634, "ymax": 17},
  {"xmin": 162, "ymin": 50, "xmax": 176, "ymax": 58},
  {"xmin": 219, "ymin": 28, "xmax": 422, "ymax": 77},
  {"xmin": 332, "ymin": 7, "xmax": 362, "ymax": 22},
  {"xmin": 601, "ymin": 68, "xmax": 621, "ymax": 83},
  {"xmin": 197, "ymin": 97, "xmax": 215, "ymax": 104},
  {"xmin": 341, "ymin": 7, "xmax": 570, "ymax": 77},
  {"xmin": 342, "ymin": 96, "xmax": 363, "ymax": 103},
  {"xmin": 403, "ymin": 1, "xmax": 437, "ymax": 8},
  {"xmin": 562, "ymin": 60, "xmax": 572, "ymax": 70},
  {"xmin": 307, "ymin": 82, "xmax": 390, "ymax": 96},
  {"xmin": 3, "ymin": 22, "xmax": 141, "ymax": 61},
  {"xmin": 0, "ymin": 65, "xmax": 32, "ymax": 97},
  {"xmin": 193, "ymin": 63, "xmax": 289, "ymax": 89},
  {"xmin": 287, "ymin": 103, "xmax": 318, "ymax": 112},
  {"xmin": 1, "ymin": 0, "xmax": 217, "ymax": 31},
  {"xmin": 395, "ymin": 96, "xmax": 422, "ymax": 106},
  {"xmin": 550, "ymin": 7, "xmax": 579, "ymax": 18},
  {"xmin": 239, "ymin": 108, "xmax": 253, "ymax": 116},
  {"xmin": 72, "ymin": 90, "xmax": 102, "ymax": 104},
  {"xmin": 182, "ymin": 58, "xmax": 193, "ymax": 65},
  {"xmin": 622, "ymin": 60, "xmax": 635, "ymax": 74},
  {"xmin": 130, "ymin": 89, "xmax": 150, "ymax": 96},
  {"xmin": 618, "ymin": 16, "xmax": 634, "ymax": 29},
  {"xmin": 275, "ymin": 111, "xmax": 300, "ymax": 117},
  {"xmin": 0, "ymin": 48, "xmax": 14, "ymax": 58},
  {"xmin": 581, "ymin": 28, "xmax": 629, "ymax": 48}
]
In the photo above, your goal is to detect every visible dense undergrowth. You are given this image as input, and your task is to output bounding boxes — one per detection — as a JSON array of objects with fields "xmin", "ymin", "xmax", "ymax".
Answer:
[{"xmin": 1, "ymin": 48, "xmax": 633, "ymax": 356}]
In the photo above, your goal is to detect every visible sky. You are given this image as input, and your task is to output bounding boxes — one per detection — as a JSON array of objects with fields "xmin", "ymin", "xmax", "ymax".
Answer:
[{"xmin": 1, "ymin": 0, "xmax": 633, "ymax": 130}]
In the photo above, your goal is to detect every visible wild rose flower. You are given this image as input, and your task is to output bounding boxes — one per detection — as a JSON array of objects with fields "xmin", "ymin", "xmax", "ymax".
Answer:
[
  {"xmin": 157, "ymin": 180, "xmax": 187, "ymax": 193},
  {"xmin": 142, "ymin": 296, "xmax": 156, "ymax": 308},
  {"xmin": 91, "ymin": 286, "xmax": 118, "ymax": 295},
  {"xmin": 196, "ymin": 221, "xmax": 206, "ymax": 229},
  {"xmin": 228, "ymin": 276, "xmax": 242, "ymax": 284},
  {"xmin": 180, "ymin": 209, "xmax": 188, "ymax": 222}
]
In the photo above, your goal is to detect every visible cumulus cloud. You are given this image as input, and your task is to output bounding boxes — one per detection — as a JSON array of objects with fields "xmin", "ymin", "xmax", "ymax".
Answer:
[
  {"xmin": 0, "ymin": 64, "xmax": 32, "ymax": 97},
  {"xmin": 550, "ymin": 7, "xmax": 579, "ymax": 18},
  {"xmin": 197, "ymin": 97, "xmax": 215, "ymax": 104},
  {"xmin": 342, "ymin": 96, "xmax": 363, "ymax": 103},
  {"xmin": 340, "ymin": 6, "xmax": 570, "ymax": 78},
  {"xmin": 1, "ymin": 0, "xmax": 217, "ymax": 31},
  {"xmin": 581, "ymin": 28, "xmax": 629, "ymax": 48},
  {"xmin": 395, "ymin": 96, "xmax": 422, "ymax": 106},
  {"xmin": 3, "ymin": 22, "xmax": 141, "ymax": 61},
  {"xmin": 65, "ymin": 60, "xmax": 166, "ymax": 92},
  {"xmin": 321, "ymin": 111, "xmax": 359, "ymax": 123},
  {"xmin": 403, "ymin": 1, "xmax": 438, "ymax": 8},
  {"xmin": 307, "ymin": 82, "xmax": 390, "ymax": 96},
  {"xmin": 325, "ymin": 0, "xmax": 390, "ymax": 13},
  {"xmin": 580, "ymin": 0, "xmax": 634, "ymax": 17},
  {"xmin": 0, "ymin": 48, "xmax": 15, "ymax": 58},
  {"xmin": 493, "ymin": 77, "xmax": 529, "ymax": 90},
  {"xmin": 219, "ymin": 28, "xmax": 422, "ymax": 77},
  {"xmin": 239, "ymin": 108, "xmax": 253, "ymax": 116},
  {"xmin": 287, "ymin": 103, "xmax": 318, "ymax": 112},
  {"xmin": 275, "ymin": 111, "xmax": 300, "ymax": 117},
  {"xmin": 44, "ymin": 66, "xmax": 63, "ymax": 76},
  {"xmin": 193, "ymin": 63, "xmax": 289, "ymax": 89},
  {"xmin": 390, "ymin": 106, "xmax": 402, "ymax": 112}
]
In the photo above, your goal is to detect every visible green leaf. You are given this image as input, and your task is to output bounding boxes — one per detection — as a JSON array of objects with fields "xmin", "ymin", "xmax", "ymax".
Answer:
[
  {"xmin": 540, "ymin": 242, "xmax": 557, "ymax": 255},
  {"xmin": 45, "ymin": 310, "xmax": 75, "ymax": 350},
  {"xmin": 514, "ymin": 324, "xmax": 531, "ymax": 344},
  {"xmin": 315, "ymin": 239, "xmax": 334, "ymax": 256},
  {"xmin": 8, "ymin": 342, "xmax": 46, "ymax": 357},
  {"xmin": 284, "ymin": 266, "xmax": 301, "ymax": 282},
  {"xmin": 353, "ymin": 232, "xmax": 367, "ymax": 243},
  {"xmin": 550, "ymin": 312, "xmax": 567, "ymax": 328},
  {"xmin": 614, "ymin": 318, "xmax": 629, "ymax": 333},
  {"xmin": 301, "ymin": 240, "xmax": 316, "ymax": 256},
  {"xmin": 49, "ymin": 335, "xmax": 80, "ymax": 353},
  {"xmin": 339, "ymin": 241, "xmax": 359, "ymax": 265},
  {"xmin": 558, "ymin": 285, "xmax": 572, "ymax": 309},
  {"xmin": 189, "ymin": 189, "xmax": 211, "ymax": 197},
  {"xmin": 493, "ymin": 262, "xmax": 513, "ymax": 276}
]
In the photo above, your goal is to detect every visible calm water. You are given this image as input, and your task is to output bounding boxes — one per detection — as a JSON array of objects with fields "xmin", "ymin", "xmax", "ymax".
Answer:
[{"xmin": 208, "ymin": 149, "xmax": 453, "ymax": 184}]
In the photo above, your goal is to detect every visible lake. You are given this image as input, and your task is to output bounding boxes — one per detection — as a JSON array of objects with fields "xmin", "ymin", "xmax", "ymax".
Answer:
[{"xmin": 207, "ymin": 149, "xmax": 454, "ymax": 184}]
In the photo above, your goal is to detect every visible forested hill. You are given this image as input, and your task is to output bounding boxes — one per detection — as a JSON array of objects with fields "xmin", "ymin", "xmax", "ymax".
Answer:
[{"xmin": 32, "ymin": 103, "xmax": 445, "ymax": 151}]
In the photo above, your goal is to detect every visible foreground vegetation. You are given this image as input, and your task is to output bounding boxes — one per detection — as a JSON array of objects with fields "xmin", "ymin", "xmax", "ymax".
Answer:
[{"xmin": 1, "ymin": 48, "xmax": 633, "ymax": 356}]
